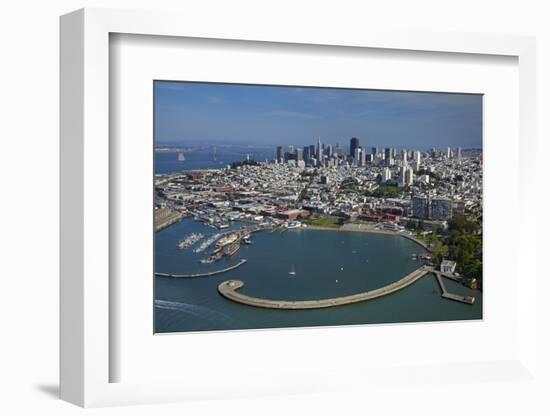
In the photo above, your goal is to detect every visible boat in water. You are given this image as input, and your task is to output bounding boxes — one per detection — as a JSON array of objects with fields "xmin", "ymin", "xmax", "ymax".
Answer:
[
  {"xmin": 243, "ymin": 235, "xmax": 252, "ymax": 245},
  {"xmin": 288, "ymin": 264, "xmax": 296, "ymax": 275},
  {"xmin": 177, "ymin": 232, "xmax": 203, "ymax": 249}
]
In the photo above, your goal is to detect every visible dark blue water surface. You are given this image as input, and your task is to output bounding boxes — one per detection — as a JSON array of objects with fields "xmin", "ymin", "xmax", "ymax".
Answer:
[{"xmin": 154, "ymin": 219, "xmax": 482, "ymax": 333}]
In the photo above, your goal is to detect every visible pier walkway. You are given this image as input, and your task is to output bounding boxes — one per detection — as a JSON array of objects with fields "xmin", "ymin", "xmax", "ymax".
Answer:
[
  {"xmin": 218, "ymin": 266, "xmax": 475, "ymax": 309},
  {"xmin": 401, "ymin": 233, "xmax": 431, "ymax": 251},
  {"xmin": 218, "ymin": 266, "xmax": 431, "ymax": 309},
  {"xmin": 156, "ymin": 259, "xmax": 247, "ymax": 279},
  {"xmin": 433, "ymin": 271, "xmax": 475, "ymax": 305}
]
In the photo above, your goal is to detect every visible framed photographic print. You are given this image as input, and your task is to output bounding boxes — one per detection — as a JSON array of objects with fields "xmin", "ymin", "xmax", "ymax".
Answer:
[
  {"xmin": 60, "ymin": 8, "xmax": 538, "ymax": 408},
  {"xmin": 153, "ymin": 81, "xmax": 483, "ymax": 334}
]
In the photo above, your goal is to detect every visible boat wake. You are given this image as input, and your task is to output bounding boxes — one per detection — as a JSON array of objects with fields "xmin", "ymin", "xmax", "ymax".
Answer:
[{"xmin": 154, "ymin": 300, "xmax": 233, "ymax": 323}]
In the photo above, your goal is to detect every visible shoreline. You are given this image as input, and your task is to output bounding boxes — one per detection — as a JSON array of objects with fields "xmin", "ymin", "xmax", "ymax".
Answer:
[
  {"xmin": 293, "ymin": 224, "xmax": 430, "ymax": 251},
  {"xmin": 301, "ymin": 224, "xmax": 395, "ymax": 234}
]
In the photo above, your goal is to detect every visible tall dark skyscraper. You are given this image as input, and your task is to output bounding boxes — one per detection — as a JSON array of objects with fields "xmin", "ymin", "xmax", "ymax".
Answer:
[
  {"xmin": 303, "ymin": 146, "xmax": 311, "ymax": 162},
  {"xmin": 384, "ymin": 147, "xmax": 394, "ymax": 167},
  {"xmin": 350, "ymin": 137, "xmax": 360, "ymax": 158},
  {"xmin": 276, "ymin": 146, "xmax": 284, "ymax": 163}
]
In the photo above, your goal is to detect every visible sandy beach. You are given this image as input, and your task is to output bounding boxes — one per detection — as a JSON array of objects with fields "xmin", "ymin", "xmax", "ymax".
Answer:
[{"xmin": 294, "ymin": 223, "xmax": 430, "ymax": 250}]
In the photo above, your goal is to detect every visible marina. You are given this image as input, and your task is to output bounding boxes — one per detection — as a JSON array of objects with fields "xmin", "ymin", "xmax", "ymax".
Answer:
[
  {"xmin": 177, "ymin": 232, "xmax": 204, "ymax": 249},
  {"xmin": 193, "ymin": 233, "xmax": 222, "ymax": 253}
]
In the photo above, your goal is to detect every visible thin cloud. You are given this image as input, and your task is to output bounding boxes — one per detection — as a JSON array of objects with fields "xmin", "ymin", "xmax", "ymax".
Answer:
[
  {"xmin": 265, "ymin": 110, "xmax": 321, "ymax": 119},
  {"xmin": 155, "ymin": 82, "xmax": 187, "ymax": 91},
  {"xmin": 207, "ymin": 96, "xmax": 224, "ymax": 104}
]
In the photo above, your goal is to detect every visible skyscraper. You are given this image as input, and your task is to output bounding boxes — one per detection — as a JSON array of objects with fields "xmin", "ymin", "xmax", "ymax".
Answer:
[
  {"xmin": 383, "ymin": 167, "xmax": 392, "ymax": 183},
  {"xmin": 276, "ymin": 146, "xmax": 284, "ymax": 163},
  {"xmin": 384, "ymin": 148, "xmax": 394, "ymax": 167},
  {"xmin": 284, "ymin": 150, "xmax": 294, "ymax": 162},
  {"xmin": 399, "ymin": 165, "xmax": 407, "ymax": 186},
  {"xmin": 316, "ymin": 137, "xmax": 323, "ymax": 166},
  {"xmin": 350, "ymin": 137, "xmax": 360, "ymax": 158},
  {"xmin": 412, "ymin": 150, "xmax": 421, "ymax": 171},
  {"xmin": 399, "ymin": 165, "xmax": 413, "ymax": 187},
  {"xmin": 353, "ymin": 147, "xmax": 365, "ymax": 167},
  {"xmin": 288, "ymin": 145, "xmax": 295, "ymax": 155},
  {"xmin": 309, "ymin": 145, "xmax": 315, "ymax": 159},
  {"xmin": 303, "ymin": 146, "xmax": 310, "ymax": 162},
  {"xmin": 405, "ymin": 167, "xmax": 414, "ymax": 186},
  {"xmin": 296, "ymin": 148, "xmax": 303, "ymax": 161}
]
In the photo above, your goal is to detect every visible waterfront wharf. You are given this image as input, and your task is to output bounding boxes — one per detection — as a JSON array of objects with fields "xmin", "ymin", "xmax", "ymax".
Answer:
[
  {"xmin": 156, "ymin": 259, "xmax": 247, "ymax": 278},
  {"xmin": 433, "ymin": 271, "xmax": 474, "ymax": 305},
  {"xmin": 401, "ymin": 233, "xmax": 431, "ymax": 251},
  {"xmin": 218, "ymin": 266, "xmax": 475, "ymax": 309},
  {"xmin": 193, "ymin": 224, "xmax": 266, "ymax": 258},
  {"xmin": 154, "ymin": 208, "xmax": 184, "ymax": 232}
]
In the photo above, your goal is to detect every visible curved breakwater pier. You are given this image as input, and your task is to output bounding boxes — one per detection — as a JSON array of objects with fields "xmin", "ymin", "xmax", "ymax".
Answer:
[
  {"xmin": 218, "ymin": 266, "xmax": 474, "ymax": 309},
  {"xmin": 156, "ymin": 259, "xmax": 247, "ymax": 278}
]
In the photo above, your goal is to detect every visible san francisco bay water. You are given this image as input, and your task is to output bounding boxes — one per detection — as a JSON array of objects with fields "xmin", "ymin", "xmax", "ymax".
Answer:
[
  {"xmin": 155, "ymin": 145, "xmax": 273, "ymax": 174},
  {"xmin": 155, "ymin": 219, "xmax": 482, "ymax": 333}
]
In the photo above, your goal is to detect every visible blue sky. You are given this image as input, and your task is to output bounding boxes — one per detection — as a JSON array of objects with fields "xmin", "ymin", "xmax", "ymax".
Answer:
[{"xmin": 154, "ymin": 81, "xmax": 482, "ymax": 150}]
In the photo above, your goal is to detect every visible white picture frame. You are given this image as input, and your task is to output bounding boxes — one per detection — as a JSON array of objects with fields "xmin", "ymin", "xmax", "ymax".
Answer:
[{"xmin": 60, "ymin": 7, "xmax": 537, "ymax": 407}]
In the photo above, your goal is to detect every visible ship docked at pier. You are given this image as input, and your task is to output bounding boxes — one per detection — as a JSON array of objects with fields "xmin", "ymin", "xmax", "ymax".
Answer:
[
  {"xmin": 216, "ymin": 233, "xmax": 238, "ymax": 249},
  {"xmin": 222, "ymin": 241, "xmax": 240, "ymax": 257}
]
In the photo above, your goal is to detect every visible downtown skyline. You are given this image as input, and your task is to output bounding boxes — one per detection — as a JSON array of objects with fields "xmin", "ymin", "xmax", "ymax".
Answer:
[{"xmin": 154, "ymin": 81, "xmax": 483, "ymax": 150}]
